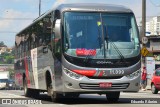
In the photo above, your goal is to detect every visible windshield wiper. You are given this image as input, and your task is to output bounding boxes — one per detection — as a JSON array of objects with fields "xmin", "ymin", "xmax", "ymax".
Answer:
[
  {"xmin": 84, "ymin": 16, "xmax": 105, "ymax": 64},
  {"xmin": 83, "ymin": 33, "xmax": 103, "ymax": 65},
  {"xmin": 84, "ymin": 51, "xmax": 92, "ymax": 65},
  {"xmin": 104, "ymin": 24, "xmax": 128, "ymax": 66},
  {"xmin": 109, "ymin": 40, "xmax": 125, "ymax": 61},
  {"xmin": 109, "ymin": 40, "xmax": 129, "ymax": 66}
]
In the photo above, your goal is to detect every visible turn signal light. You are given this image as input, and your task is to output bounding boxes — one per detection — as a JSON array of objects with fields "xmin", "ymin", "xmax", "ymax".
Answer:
[{"xmin": 72, "ymin": 70, "xmax": 96, "ymax": 77}]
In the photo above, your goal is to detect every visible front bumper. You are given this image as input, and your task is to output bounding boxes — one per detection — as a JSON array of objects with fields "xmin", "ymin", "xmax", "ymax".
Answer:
[{"xmin": 62, "ymin": 72, "xmax": 140, "ymax": 93}]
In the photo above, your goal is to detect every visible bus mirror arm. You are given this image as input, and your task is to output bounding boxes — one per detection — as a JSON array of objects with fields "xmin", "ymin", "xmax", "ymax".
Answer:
[{"xmin": 55, "ymin": 19, "xmax": 61, "ymax": 39}]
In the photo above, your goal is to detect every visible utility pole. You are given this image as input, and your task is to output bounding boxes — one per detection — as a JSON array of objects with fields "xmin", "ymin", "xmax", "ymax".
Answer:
[
  {"xmin": 142, "ymin": 0, "xmax": 146, "ymax": 66},
  {"xmin": 142, "ymin": 0, "xmax": 146, "ymax": 39},
  {"xmin": 39, "ymin": 0, "xmax": 41, "ymax": 16}
]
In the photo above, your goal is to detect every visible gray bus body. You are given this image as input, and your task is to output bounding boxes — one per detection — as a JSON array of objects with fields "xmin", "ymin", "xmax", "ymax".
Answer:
[{"xmin": 15, "ymin": 3, "xmax": 141, "ymax": 100}]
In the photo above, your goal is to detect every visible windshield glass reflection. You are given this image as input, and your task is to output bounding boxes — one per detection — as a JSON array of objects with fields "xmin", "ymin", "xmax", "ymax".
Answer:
[{"xmin": 63, "ymin": 12, "xmax": 140, "ymax": 59}]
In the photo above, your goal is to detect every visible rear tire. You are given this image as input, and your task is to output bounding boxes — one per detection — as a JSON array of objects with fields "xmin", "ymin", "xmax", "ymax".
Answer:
[
  {"xmin": 106, "ymin": 92, "xmax": 120, "ymax": 102},
  {"xmin": 23, "ymin": 77, "xmax": 32, "ymax": 97},
  {"xmin": 151, "ymin": 84, "xmax": 158, "ymax": 94},
  {"xmin": 24, "ymin": 77, "xmax": 39, "ymax": 98},
  {"xmin": 31, "ymin": 89, "xmax": 39, "ymax": 98}
]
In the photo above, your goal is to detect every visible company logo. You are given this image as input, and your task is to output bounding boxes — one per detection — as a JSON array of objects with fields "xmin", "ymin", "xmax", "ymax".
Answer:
[
  {"xmin": 99, "ymin": 70, "xmax": 107, "ymax": 76},
  {"xmin": 96, "ymin": 69, "xmax": 111, "ymax": 76},
  {"xmin": 110, "ymin": 70, "xmax": 125, "ymax": 75},
  {"xmin": 95, "ymin": 69, "xmax": 125, "ymax": 76}
]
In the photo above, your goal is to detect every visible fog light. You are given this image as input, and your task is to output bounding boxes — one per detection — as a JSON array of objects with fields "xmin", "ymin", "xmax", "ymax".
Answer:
[
  {"xmin": 68, "ymin": 83, "xmax": 72, "ymax": 86},
  {"xmin": 126, "ymin": 69, "xmax": 140, "ymax": 79}
]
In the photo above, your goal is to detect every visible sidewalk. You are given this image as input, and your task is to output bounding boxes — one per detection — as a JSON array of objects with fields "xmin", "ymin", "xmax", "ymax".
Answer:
[
  {"xmin": 146, "ymin": 85, "xmax": 151, "ymax": 90},
  {"xmin": 138, "ymin": 89, "xmax": 150, "ymax": 93}
]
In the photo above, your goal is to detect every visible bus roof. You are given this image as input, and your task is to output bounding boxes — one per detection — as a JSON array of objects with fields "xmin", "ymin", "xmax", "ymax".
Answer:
[
  {"xmin": 55, "ymin": 3, "xmax": 132, "ymax": 13},
  {"xmin": 32, "ymin": 3, "xmax": 133, "ymax": 25},
  {"xmin": 15, "ymin": 3, "xmax": 133, "ymax": 39}
]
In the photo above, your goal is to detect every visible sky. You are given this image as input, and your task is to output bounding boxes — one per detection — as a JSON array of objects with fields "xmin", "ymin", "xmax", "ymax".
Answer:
[{"xmin": 0, "ymin": 0, "xmax": 160, "ymax": 47}]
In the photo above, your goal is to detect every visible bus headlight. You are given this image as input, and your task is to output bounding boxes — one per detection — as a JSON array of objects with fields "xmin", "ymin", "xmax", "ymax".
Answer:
[
  {"xmin": 64, "ymin": 68, "xmax": 83, "ymax": 80},
  {"xmin": 126, "ymin": 69, "xmax": 141, "ymax": 79}
]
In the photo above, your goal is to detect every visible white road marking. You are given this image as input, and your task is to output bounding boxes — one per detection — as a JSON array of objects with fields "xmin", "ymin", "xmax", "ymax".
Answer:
[{"xmin": 0, "ymin": 91, "xmax": 25, "ymax": 98}]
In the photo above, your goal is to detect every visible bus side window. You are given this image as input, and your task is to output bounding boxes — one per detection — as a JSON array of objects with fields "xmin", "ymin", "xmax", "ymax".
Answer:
[
  {"xmin": 26, "ymin": 41, "xmax": 28, "ymax": 52},
  {"xmin": 50, "ymin": 11, "xmax": 56, "ymax": 52},
  {"xmin": 28, "ymin": 37, "xmax": 31, "ymax": 51},
  {"xmin": 39, "ymin": 37, "xmax": 43, "ymax": 46}
]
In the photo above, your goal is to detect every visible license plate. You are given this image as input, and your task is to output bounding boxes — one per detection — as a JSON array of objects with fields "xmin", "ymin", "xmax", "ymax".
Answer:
[{"xmin": 99, "ymin": 82, "xmax": 112, "ymax": 88}]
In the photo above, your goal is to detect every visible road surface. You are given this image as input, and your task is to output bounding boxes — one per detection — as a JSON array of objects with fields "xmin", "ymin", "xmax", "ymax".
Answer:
[{"xmin": 0, "ymin": 90, "xmax": 160, "ymax": 107}]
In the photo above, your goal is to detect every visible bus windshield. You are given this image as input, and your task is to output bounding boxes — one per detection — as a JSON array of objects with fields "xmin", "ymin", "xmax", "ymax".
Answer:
[{"xmin": 63, "ymin": 12, "xmax": 140, "ymax": 59}]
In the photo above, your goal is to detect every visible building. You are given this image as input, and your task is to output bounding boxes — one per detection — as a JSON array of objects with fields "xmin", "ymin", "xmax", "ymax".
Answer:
[
  {"xmin": 0, "ymin": 64, "xmax": 14, "ymax": 79},
  {"xmin": 0, "ymin": 46, "xmax": 12, "ymax": 54},
  {"xmin": 146, "ymin": 16, "xmax": 160, "ymax": 35},
  {"xmin": 146, "ymin": 36, "xmax": 160, "ymax": 69},
  {"xmin": 0, "ymin": 46, "xmax": 7, "ymax": 54}
]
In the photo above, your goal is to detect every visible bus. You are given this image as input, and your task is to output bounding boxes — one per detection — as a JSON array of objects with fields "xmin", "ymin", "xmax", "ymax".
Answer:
[{"xmin": 14, "ymin": 3, "xmax": 141, "ymax": 102}]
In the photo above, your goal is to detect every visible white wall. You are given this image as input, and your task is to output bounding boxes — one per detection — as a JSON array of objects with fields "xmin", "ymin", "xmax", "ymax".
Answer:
[
  {"xmin": 146, "ymin": 57, "xmax": 155, "ymax": 79},
  {"xmin": 0, "ymin": 71, "xmax": 9, "ymax": 79}
]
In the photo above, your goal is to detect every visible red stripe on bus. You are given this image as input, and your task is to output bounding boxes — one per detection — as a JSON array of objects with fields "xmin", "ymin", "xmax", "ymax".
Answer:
[
  {"xmin": 98, "ymin": 71, "xmax": 104, "ymax": 77},
  {"xmin": 72, "ymin": 69, "xmax": 96, "ymax": 77}
]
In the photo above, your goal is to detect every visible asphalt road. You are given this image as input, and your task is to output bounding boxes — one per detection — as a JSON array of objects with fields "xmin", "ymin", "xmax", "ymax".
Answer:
[{"xmin": 0, "ymin": 90, "xmax": 160, "ymax": 107}]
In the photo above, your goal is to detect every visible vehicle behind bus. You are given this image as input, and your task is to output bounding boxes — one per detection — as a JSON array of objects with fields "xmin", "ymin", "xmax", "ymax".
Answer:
[{"xmin": 0, "ymin": 71, "xmax": 9, "ymax": 89}]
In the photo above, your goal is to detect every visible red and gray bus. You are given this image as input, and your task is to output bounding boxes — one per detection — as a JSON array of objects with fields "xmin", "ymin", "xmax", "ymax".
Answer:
[{"xmin": 15, "ymin": 3, "xmax": 141, "ymax": 102}]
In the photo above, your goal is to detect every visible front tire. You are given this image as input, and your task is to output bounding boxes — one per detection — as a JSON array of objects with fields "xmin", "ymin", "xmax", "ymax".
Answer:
[
  {"xmin": 151, "ymin": 84, "xmax": 158, "ymax": 94},
  {"xmin": 106, "ymin": 92, "xmax": 120, "ymax": 102},
  {"xmin": 51, "ymin": 92, "xmax": 63, "ymax": 102},
  {"xmin": 64, "ymin": 93, "xmax": 80, "ymax": 98}
]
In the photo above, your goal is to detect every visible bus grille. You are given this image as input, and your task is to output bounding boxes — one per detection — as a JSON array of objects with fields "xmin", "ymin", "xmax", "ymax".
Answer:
[
  {"xmin": 79, "ymin": 83, "xmax": 129, "ymax": 90},
  {"xmin": 87, "ymin": 76, "xmax": 123, "ymax": 79}
]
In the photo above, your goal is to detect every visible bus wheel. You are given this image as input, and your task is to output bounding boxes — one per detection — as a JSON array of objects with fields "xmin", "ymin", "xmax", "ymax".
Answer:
[
  {"xmin": 151, "ymin": 84, "xmax": 158, "ymax": 94},
  {"xmin": 51, "ymin": 92, "xmax": 62, "ymax": 102},
  {"xmin": 65, "ymin": 93, "xmax": 80, "ymax": 98},
  {"xmin": 23, "ymin": 77, "xmax": 31, "ymax": 97},
  {"xmin": 72, "ymin": 93, "xmax": 80, "ymax": 98},
  {"xmin": 31, "ymin": 89, "xmax": 39, "ymax": 98},
  {"xmin": 106, "ymin": 92, "xmax": 120, "ymax": 102}
]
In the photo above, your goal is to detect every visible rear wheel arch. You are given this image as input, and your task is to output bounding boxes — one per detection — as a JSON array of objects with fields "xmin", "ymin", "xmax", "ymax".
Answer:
[
  {"xmin": 45, "ymin": 71, "xmax": 52, "ymax": 89},
  {"xmin": 23, "ymin": 73, "xmax": 26, "ymax": 86}
]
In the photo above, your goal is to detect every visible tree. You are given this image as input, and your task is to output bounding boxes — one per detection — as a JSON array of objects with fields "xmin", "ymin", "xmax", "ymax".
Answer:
[
  {"xmin": 7, "ymin": 68, "xmax": 15, "ymax": 80},
  {"xmin": 5, "ymin": 55, "xmax": 14, "ymax": 64},
  {"xmin": 0, "ymin": 52, "xmax": 14, "ymax": 64},
  {"xmin": 0, "ymin": 41, "xmax": 7, "ymax": 47}
]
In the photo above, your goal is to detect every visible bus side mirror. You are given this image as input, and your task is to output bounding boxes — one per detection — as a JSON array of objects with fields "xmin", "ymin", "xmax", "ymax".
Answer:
[{"xmin": 55, "ymin": 19, "xmax": 61, "ymax": 39}]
